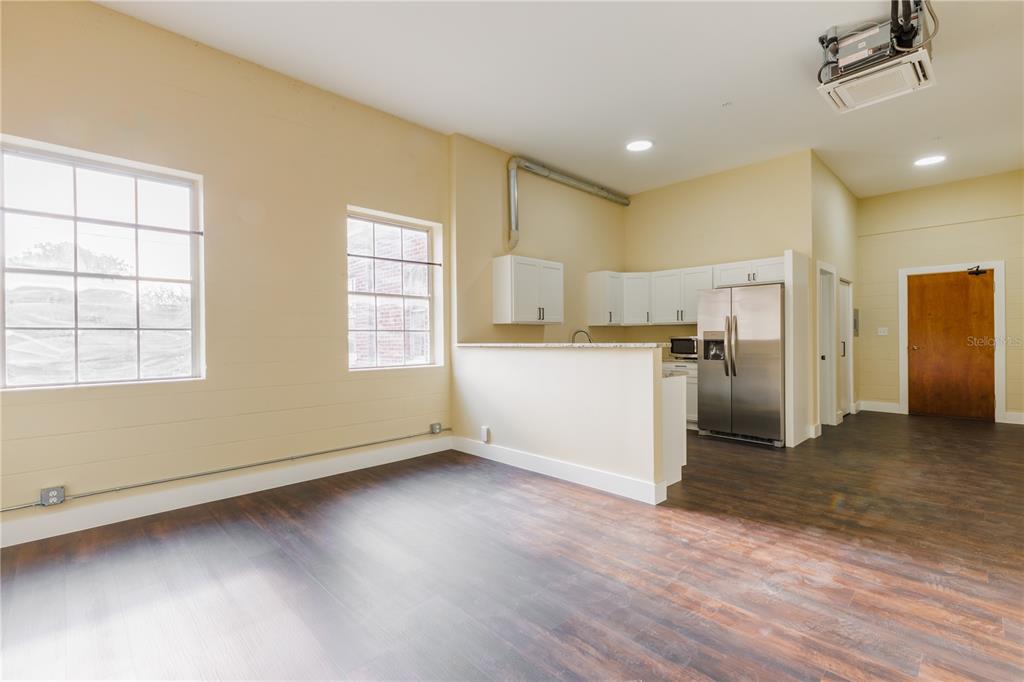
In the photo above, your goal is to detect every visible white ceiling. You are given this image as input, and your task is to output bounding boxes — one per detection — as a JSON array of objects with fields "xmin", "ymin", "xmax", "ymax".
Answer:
[{"xmin": 102, "ymin": 1, "xmax": 1023, "ymax": 197}]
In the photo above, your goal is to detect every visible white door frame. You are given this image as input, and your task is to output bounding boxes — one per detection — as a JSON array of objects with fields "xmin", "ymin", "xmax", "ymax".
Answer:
[
  {"xmin": 816, "ymin": 261, "xmax": 839, "ymax": 427},
  {"xmin": 839, "ymin": 278, "xmax": 856, "ymax": 417},
  {"xmin": 898, "ymin": 260, "xmax": 1007, "ymax": 422}
]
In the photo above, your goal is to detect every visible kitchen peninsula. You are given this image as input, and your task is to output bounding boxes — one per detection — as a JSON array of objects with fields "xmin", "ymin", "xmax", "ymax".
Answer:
[{"xmin": 451, "ymin": 342, "xmax": 685, "ymax": 504}]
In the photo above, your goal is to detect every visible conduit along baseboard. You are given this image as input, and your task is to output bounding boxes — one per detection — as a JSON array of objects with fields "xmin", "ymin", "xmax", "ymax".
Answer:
[{"xmin": 1, "ymin": 429, "xmax": 453, "ymax": 548}]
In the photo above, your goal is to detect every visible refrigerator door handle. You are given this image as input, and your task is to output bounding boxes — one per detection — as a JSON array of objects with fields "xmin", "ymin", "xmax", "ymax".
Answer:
[
  {"xmin": 723, "ymin": 315, "xmax": 732, "ymax": 376},
  {"xmin": 730, "ymin": 315, "xmax": 738, "ymax": 376}
]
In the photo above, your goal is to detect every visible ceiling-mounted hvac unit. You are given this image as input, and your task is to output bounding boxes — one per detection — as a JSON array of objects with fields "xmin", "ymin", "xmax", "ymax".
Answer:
[
  {"xmin": 820, "ymin": 49, "xmax": 934, "ymax": 112},
  {"xmin": 817, "ymin": 0, "xmax": 938, "ymax": 113}
]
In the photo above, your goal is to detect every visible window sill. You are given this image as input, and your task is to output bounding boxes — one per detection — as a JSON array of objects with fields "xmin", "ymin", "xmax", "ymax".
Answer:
[
  {"xmin": 348, "ymin": 363, "xmax": 445, "ymax": 373},
  {"xmin": 0, "ymin": 375, "xmax": 206, "ymax": 393}
]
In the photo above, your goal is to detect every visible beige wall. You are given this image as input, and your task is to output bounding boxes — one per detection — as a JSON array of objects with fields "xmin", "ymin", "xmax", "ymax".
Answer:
[
  {"xmin": 624, "ymin": 151, "xmax": 814, "ymax": 268},
  {"xmin": 856, "ymin": 170, "xmax": 1024, "ymax": 410},
  {"xmin": 0, "ymin": 2, "xmax": 451, "ymax": 509},
  {"xmin": 811, "ymin": 154, "xmax": 858, "ymax": 420},
  {"xmin": 812, "ymin": 154, "xmax": 857, "ymax": 282},
  {"xmin": 450, "ymin": 134, "xmax": 626, "ymax": 343}
]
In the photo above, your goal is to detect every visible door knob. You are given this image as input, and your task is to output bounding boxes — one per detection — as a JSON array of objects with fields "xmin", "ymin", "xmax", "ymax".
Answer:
[{"xmin": 911, "ymin": 345, "xmax": 919, "ymax": 350}]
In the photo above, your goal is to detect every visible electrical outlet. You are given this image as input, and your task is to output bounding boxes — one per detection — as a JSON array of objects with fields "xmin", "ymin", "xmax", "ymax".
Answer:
[
  {"xmin": 877, "ymin": 327, "xmax": 889, "ymax": 336},
  {"xmin": 40, "ymin": 486, "xmax": 65, "ymax": 506},
  {"xmin": 429, "ymin": 422, "xmax": 442, "ymax": 435}
]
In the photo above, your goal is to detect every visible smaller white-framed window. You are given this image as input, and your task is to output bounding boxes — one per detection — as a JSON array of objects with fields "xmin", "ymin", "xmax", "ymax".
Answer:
[
  {"xmin": 346, "ymin": 211, "xmax": 441, "ymax": 370},
  {"xmin": 0, "ymin": 135, "xmax": 205, "ymax": 389}
]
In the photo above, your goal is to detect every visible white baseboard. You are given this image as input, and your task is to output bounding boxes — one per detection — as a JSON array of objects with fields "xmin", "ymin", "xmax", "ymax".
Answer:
[
  {"xmin": 451, "ymin": 437, "xmax": 665, "ymax": 505},
  {"xmin": 807, "ymin": 423, "xmax": 822, "ymax": 439},
  {"xmin": 1, "ymin": 435, "xmax": 453, "ymax": 548},
  {"xmin": 857, "ymin": 401, "xmax": 1022, "ymax": 424},
  {"xmin": 852, "ymin": 401, "xmax": 861, "ymax": 414},
  {"xmin": 859, "ymin": 400, "xmax": 904, "ymax": 414}
]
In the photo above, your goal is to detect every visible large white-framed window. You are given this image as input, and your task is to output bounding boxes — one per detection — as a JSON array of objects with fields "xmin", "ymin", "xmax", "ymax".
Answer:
[
  {"xmin": 346, "ymin": 211, "xmax": 441, "ymax": 370},
  {"xmin": 0, "ymin": 136, "xmax": 204, "ymax": 389}
]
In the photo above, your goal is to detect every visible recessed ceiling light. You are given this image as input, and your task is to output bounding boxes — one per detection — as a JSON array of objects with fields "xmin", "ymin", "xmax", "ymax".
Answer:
[
  {"xmin": 626, "ymin": 140, "xmax": 653, "ymax": 152},
  {"xmin": 914, "ymin": 155, "xmax": 946, "ymax": 166}
]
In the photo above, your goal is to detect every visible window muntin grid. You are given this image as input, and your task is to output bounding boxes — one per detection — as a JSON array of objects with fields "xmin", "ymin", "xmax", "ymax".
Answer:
[
  {"xmin": 346, "ymin": 216, "xmax": 435, "ymax": 369},
  {"xmin": 1, "ymin": 145, "xmax": 202, "ymax": 389}
]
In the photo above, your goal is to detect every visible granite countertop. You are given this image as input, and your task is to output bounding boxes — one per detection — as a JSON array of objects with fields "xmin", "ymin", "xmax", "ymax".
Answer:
[{"xmin": 456, "ymin": 342, "xmax": 669, "ymax": 349}]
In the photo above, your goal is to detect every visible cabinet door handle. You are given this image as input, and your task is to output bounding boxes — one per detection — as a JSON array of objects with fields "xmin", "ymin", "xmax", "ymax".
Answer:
[
  {"xmin": 609, "ymin": 311, "xmax": 612, "ymax": 324},
  {"xmin": 841, "ymin": 341, "xmax": 846, "ymax": 357},
  {"xmin": 746, "ymin": 273, "xmax": 751, "ymax": 282},
  {"xmin": 753, "ymin": 272, "xmax": 757, "ymax": 281},
  {"xmin": 681, "ymin": 309, "xmax": 684, "ymax": 322},
  {"xmin": 538, "ymin": 307, "xmax": 542, "ymax": 321},
  {"xmin": 541, "ymin": 307, "xmax": 545, "ymax": 320},
  {"xmin": 646, "ymin": 311, "xmax": 650, "ymax": 323}
]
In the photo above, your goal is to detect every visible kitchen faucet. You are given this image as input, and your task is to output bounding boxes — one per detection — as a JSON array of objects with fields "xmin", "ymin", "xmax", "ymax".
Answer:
[{"xmin": 570, "ymin": 329, "xmax": 593, "ymax": 344}]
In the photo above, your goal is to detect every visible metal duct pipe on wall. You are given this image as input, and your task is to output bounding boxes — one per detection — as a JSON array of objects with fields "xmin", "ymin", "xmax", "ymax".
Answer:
[{"xmin": 506, "ymin": 156, "xmax": 630, "ymax": 251}]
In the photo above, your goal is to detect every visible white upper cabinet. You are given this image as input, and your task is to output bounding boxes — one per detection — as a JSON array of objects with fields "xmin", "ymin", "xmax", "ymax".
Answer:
[
  {"xmin": 510, "ymin": 257, "xmax": 541, "ymax": 322},
  {"xmin": 538, "ymin": 260, "xmax": 564, "ymax": 323},
  {"xmin": 714, "ymin": 261, "xmax": 755, "ymax": 287},
  {"xmin": 651, "ymin": 270, "xmax": 683, "ymax": 324},
  {"xmin": 622, "ymin": 273, "xmax": 652, "ymax": 325},
  {"xmin": 753, "ymin": 258, "xmax": 785, "ymax": 284},
  {"xmin": 713, "ymin": 257, "xmax": 784, "ymax": 288},
  {"xmin": 493, "ymin": 255, "xmax": 564, "ymax": 324},
  {"xmin": 649, "ymin": 266, "xmax": 714, "ymax": 325},
  {"xmin": 585, "ymin": 256, "xmax": 783, "ymax": 328},
  {"xmin": 681, "ymin": 266, "xmax": 713, "ymax": 323},
  {"xmin": 586, "ymin": 271, "xmax": 623, "ymax": 326}
]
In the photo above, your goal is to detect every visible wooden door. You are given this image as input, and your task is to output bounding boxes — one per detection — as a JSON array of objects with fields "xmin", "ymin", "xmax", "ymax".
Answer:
[{"xmin": 908, "ymin": 270, "xmax": 994, "ymax": 420}]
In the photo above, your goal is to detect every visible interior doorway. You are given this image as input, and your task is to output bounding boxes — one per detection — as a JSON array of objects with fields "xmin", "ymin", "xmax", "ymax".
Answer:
[
  {"xmin": 838, "ymin": 279, "xmax": 854, "ymax": 417},
  {"xmin": 907, "ymin": 269, "xmax": 995, "ymax": 420},
  {"xmin": 817, "ymin": 263, "xmax": 837, "ymax": 427}
]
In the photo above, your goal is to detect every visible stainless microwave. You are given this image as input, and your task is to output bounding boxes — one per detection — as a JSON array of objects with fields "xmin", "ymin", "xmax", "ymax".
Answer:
[{"xmin": 669, "ymin": 336, "xmax": 698, "ymax": 358}]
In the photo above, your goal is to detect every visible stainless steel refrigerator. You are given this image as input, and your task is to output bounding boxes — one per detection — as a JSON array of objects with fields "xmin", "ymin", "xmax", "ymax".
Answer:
[{"xmin": 697, "ymin": 283, "xmax": 785, "ymax": 446}]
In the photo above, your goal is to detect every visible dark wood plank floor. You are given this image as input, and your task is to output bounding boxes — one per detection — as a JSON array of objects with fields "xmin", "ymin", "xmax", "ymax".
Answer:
[{"xmin": 2, "ymin": 412, "xmax": 1022, "ymax": 680}]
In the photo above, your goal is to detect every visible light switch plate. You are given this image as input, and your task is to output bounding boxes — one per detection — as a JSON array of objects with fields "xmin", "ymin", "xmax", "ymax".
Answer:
[{"xmin": 877, "ymin": 327, "xmax": 889, "ymax": 336}]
